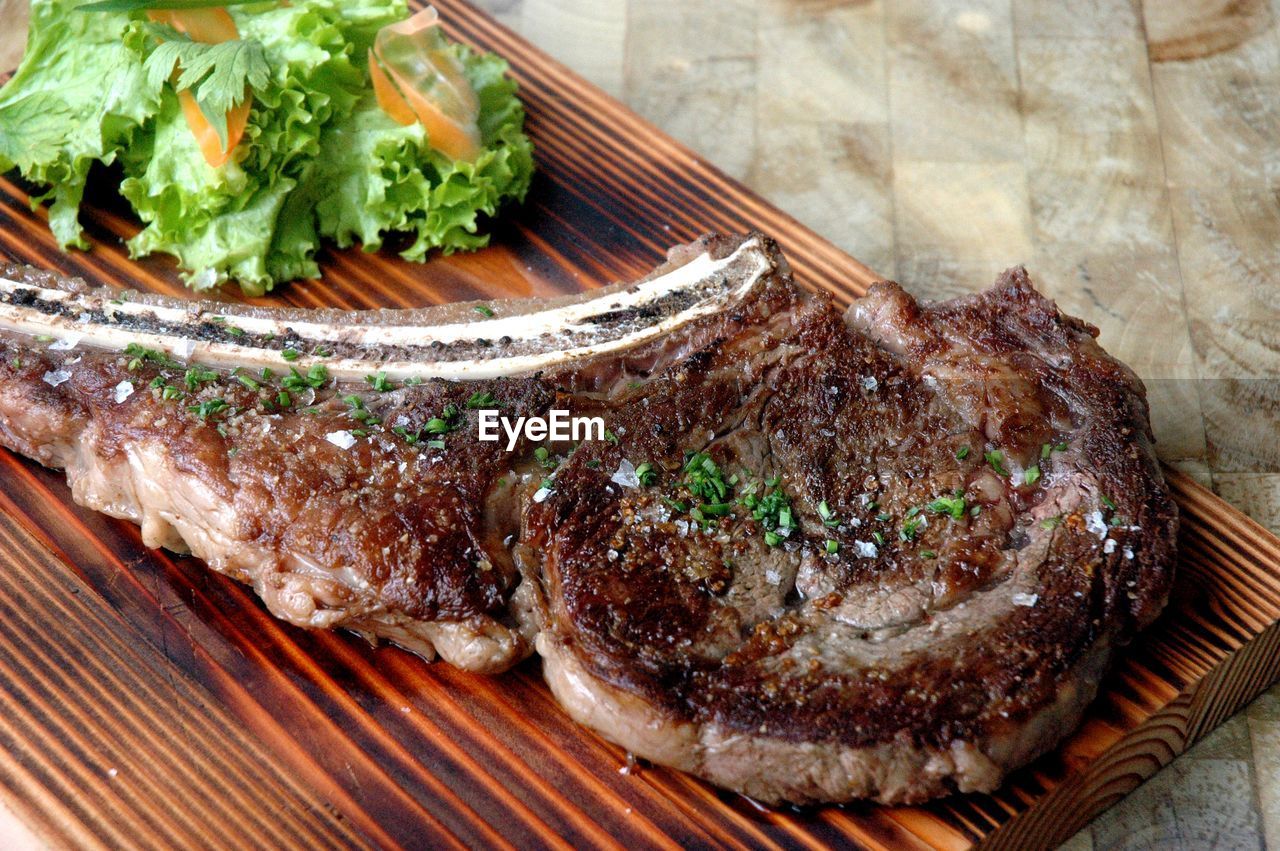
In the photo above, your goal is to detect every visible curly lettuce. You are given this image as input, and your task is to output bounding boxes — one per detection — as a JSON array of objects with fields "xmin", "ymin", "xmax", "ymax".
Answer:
[
  {"xmin": 0, "ymin": 0, "xmax": 534, "ymax": 295},
  {"xmin": 310, "ymin": 41, "xmax": 534, "ymax": 261}
]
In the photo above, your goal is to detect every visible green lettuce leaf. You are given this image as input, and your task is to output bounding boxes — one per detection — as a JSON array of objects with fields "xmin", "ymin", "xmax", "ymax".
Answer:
[
  {"xmin": 0, "ymin": 0, "xmax": 534, "ymax": 295},
  {"xmin": 310, "ymin": 42, "xmax": 534, "ymax": 262},
  {"xmin": 0, "ymin": 4, "xmax": 157, "ymax": 248},
  {"xmin": 119, "ymin": 0, "xmax": 396, "ymax": 294}
]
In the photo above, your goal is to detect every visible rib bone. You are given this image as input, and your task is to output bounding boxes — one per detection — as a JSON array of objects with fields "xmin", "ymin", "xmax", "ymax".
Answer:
[{"xmin": 0, "ymin": 236, "xmax": 771, "ymax": 378}]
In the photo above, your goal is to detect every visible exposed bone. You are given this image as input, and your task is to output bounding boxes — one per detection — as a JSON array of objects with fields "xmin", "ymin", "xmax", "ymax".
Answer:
[{"xmin": 0, "ymin": 237, "xmax": 771, "ymax": 379}]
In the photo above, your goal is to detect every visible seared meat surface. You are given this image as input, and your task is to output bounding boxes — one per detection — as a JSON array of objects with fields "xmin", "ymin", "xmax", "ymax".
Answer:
[
  {"xmin": 0, "ymin": 235, "xmax": 1176, "ymax": 803},
  {"xmin": 530, "ymin": 261, "xmax": 1174, "ymax": 803}
]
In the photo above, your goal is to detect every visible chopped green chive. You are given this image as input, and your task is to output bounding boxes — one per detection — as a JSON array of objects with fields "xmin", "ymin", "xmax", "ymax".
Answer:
[
  {"xmin": 684, "ymin": 452, "xmax": 731, "ymax": 503},
  {"xmin": 1024, "ymin": 465, "xmax": 1041, "ymax": 486},
  {"xmin": 188, "ymin": 398, "xmax": 229, "ymax": 420},
  {"xmin": 123, "ymin": 343, "xmax": 181, "ymax": 371},
  {"xmin": 466, "ymin": 391, "xmax": 500, "ymax": 409},
  {"xmin": 281, "ymin": 348, "xmax": 300, "ymax": 362},
  {"xmin": 824, "ymin": 539, "xmax": 840, "ymax": 554},
  {"xmin": 956, "ymin": 446, "xmax": 970, "ymax": 460},
  {"xmin": 393, "ymin": 426, "xmax": 422, "ymax": 445},
  {"xmin": 365, "ymin": 372, "xmax": 395, "ymax": 392},
  {"xmin": 474, "ymin": 305, "xmax": 495, "ymax": 317},
  {"xmin": 423, "ymin": 404, "xmax": 461, "ymax": 437},
  {"xmin": 183, "ymin": 365, "xmax": 218, "ymax": 391},
  {"xmin": 343, "ymin": 396, "xmax": 380, "ymax": 426},
  {"xmin": 281, "ymin": 364, "xmax": 329, "ymax": 392},
  {"xmin": 635, "ymin": 462, "xmax": 657, "ymax": 486},
  {"xmin": 926, "ymin": 493, "xmax": 967, "ymax": 519},
  {"xmin": 984, "ymin": 449, "xmax": 1009, "ymax": 477}
]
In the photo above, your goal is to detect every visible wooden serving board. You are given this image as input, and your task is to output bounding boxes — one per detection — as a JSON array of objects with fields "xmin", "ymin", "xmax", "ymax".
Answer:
[{"xmin": 1, "ymin": 2, "xmax": 1279, "ymax": 848}]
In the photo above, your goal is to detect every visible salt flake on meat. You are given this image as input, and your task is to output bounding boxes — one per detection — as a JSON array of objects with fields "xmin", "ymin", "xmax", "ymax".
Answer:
[
  {"xmin": 326, "ymin": 430, "xmax": 357, "ymax": 449},
  {"xmin": 1085, "ymin": 510, "xmax": 1108, "ymax": 538},
  {"xmin": 49, "ymin": 334, "xmax": 82, "ymax": 351},
  {"xmin": 42, "ymin": 369, "xmax": 71, "ymax": 387},
  {"xmin": 611, "ymin": 459, "xmax": 640, "ymax": 488}
]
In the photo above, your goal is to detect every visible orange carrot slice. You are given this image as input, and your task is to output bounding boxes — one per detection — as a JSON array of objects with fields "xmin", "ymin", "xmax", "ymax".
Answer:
[
  {"xmin": 177, "ymin": 90, "xmax": 252, "ymax": 169},
  {"xmin": 148, "ymin": 8, "xmax": 239, "ymax": 44},
  {"xmin": 369, "ymin": 48, "xmax": 416, "ymax": 126},
  {"xmin": 371, "ymin": 8, "xmax": 482, "ymax": 162},
  {"xmin": 148, "ymin": 8, "xmax": 251, "ymax": 168}
]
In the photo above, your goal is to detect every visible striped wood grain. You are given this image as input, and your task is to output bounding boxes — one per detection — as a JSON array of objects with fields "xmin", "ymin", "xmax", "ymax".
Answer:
[{"xmin": 0, "ymin": 0, "xmax": 1279, "ymax": 848}]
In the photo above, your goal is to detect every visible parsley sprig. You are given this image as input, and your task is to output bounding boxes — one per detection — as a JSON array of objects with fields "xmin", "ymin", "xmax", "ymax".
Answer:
[{"xmin": 141, "ymin": 24, "xmax": 270, "ymax": 150}]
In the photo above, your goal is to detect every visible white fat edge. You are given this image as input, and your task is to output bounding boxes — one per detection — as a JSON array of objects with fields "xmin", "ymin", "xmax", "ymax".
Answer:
[
  {"xmin": 0, "ymin": 238, "xmax": 772, "ymax": 379},
  {"xmin": 0, "ymin": 236, "xmax": 766, "ymax": 348}
]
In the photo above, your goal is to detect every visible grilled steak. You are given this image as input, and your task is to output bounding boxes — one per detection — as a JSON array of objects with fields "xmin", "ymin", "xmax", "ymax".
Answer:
[{"xmin": 0, "ymin": 235, "xmax": 1176, "ymax": 804}]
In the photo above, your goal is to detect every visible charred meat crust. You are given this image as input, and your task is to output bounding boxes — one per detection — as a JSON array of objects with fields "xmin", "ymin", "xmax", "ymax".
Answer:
[
  {"xmin": 0, "ymin": 236, "xmax": 1176, "ymax": 804},
  {"xmin": 526, "ymin": 258, "xmax": 1175, "ymax": 802}
]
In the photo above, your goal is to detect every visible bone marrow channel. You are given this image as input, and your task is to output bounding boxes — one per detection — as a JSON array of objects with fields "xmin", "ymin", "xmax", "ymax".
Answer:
[{"xmin": 0, "ymin": 236, "xmax": 771, "ymax": 380}]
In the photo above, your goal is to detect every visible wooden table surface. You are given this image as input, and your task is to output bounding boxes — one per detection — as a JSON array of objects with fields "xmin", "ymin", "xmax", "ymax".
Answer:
[{"xmin": 3, "ymin": 0, "xmax": 1279, "ymax": 847}]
